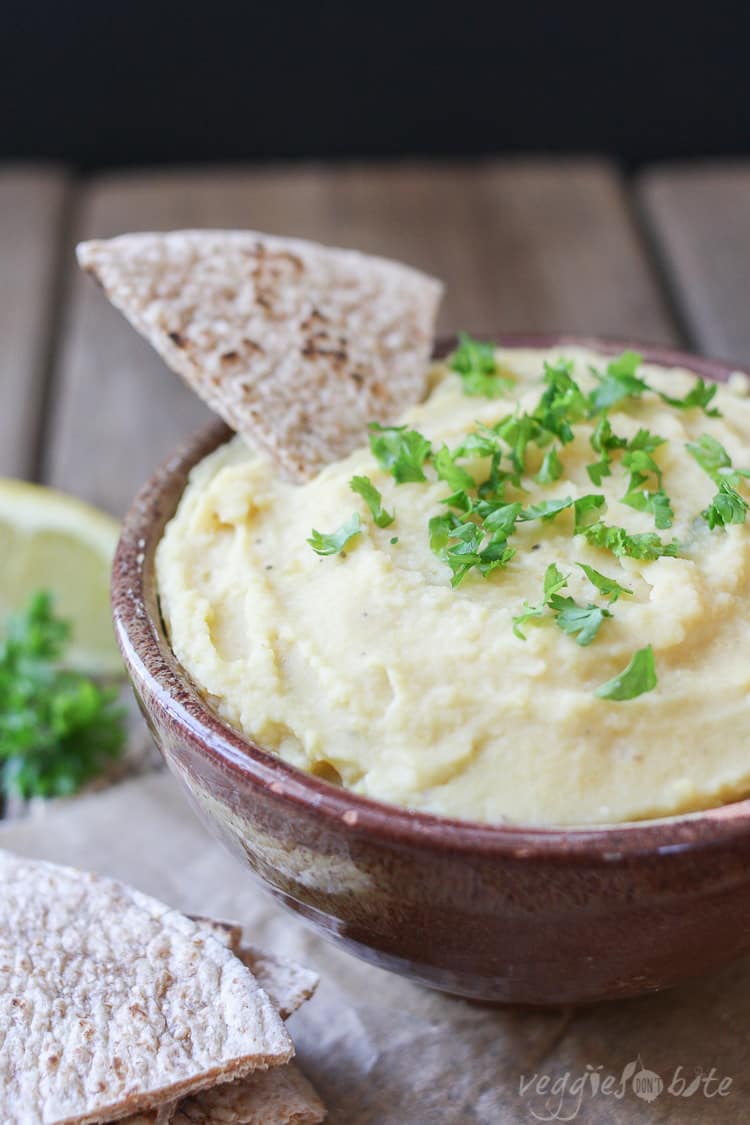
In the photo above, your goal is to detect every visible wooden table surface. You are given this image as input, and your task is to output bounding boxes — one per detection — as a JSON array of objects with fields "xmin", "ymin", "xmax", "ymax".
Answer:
[{"xmin": 2, "ymin": 157, "xmax": 750, "ymax": 1122}]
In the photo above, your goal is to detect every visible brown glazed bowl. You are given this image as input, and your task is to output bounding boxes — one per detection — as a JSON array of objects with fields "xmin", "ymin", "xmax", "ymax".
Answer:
[{"xmin": 112, "ymin": 334, "xmax": 750, "ymax": 1005}]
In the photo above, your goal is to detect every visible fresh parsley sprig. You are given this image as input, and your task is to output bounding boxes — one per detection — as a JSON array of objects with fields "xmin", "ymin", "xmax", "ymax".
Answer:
[
  {"xmin": 308, "ymin": 513, "xmax": 362, "ymax": 555},
  {"xmin": 368, "ymin": 424, "xmax": 432, "ymax": 483},
  {"xmin": 702, "ymin": 480, "xmax": 749, "ymax": 529},
  {"xmin": 350, "ymin": 476, "xmax": 394, "ymax": 528},
  {"xmin": 595, "ymin": 645, "xmax": 657, "ymax": 701},
  {"xmin": 686, "ymin": 434, "xmax": 750, "ymax": 487},
  {"xmin": 0, "ymin": 592, "xmax": 125, "ymax": 800},
  {"xmin": 577, "ymin": 564, "xmax": 633, "ymax": 602},
  {"xmin": 449, "ymin": 332, "xmax": 514, "ymax": 398},
  {"xmin": 513, "ymin": 563, "xmax": 612, "ymax": 645},
  {"xmin": 583, "ymin": 522, "xmax": 680, "ymax": 560}
]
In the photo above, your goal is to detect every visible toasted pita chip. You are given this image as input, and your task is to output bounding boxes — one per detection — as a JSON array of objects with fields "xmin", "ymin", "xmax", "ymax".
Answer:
[
  {"xmin": 77, "ymin": 230, "xmax": 442, "ymax": 480},
  {"xmin": 188, "ymin": 914, "xmax": 243, "ymax": 953},
  {"xmin": 171, "ymin": 1063, "xmax": 325, "ymax": 1125},
  {"xmin": 240, "ymin": 946, "xmax": 319, "ymax": 1020},
  {"xmin": 118, "ymin": 943, "xmax": 321, "ymax": 1125},
  {"xmin": 0, "ymin": 851, "xmax": 291, "ymax": 1124}
]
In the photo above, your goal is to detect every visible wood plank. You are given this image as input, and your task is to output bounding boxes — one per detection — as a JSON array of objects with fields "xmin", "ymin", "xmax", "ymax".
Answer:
[
  {"xmin": 639, "ymin": 162, "xmax": 750, "ymax": 365},
  {"xmin": 0, "ymin": 166, "xmax": 70, "ymax": 479},
  {"xmin": 45, "ymin": 159, "xmax": 677, "ymax": 515}
]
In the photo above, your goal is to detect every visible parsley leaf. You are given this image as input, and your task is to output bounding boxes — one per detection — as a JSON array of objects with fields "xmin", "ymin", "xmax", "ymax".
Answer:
[
  {"xmin": 368, "ymin": 424, "xmax": 432, "ymax": 483},
  {"xmin": 434, "ymin": 445, "xmax": 476, "ymax": 492},
  {"xmin": 450, "ymin": 332, "xmax": 513, "ymax": 398},
  {"xmin": 659, "ymin": 379, "xmax": 721, "ymax": 417},
  {"xmin": 573, "ymin": 494, "xmax": 606, "ymax": 534},
  {"xmin": 495, "ymin": 413, "xmax": 546, "ymax": 474},
  {"xmin": 627, "ymin": 428, "xmax": 667, "ymax": 454},
  {"xmin": 350, "ymin": 476, "xmax": 394, "ymax": 528},
  {"xmin": 595, "ymin": 645, "xmax": 657, "ymax": 701},
  {"xmin": 429, "ymin": 512, "xmax": 515, "ymax": 587},
  {"xmin": 623, "ymin": 487, "xmax": 674, "ymax": 529},
  {"xmin": 702, "ymin": 480, "xmax": 749, "ymax": 529},
  {"xmin": 517, "ymin": 494, "xmax": 605, "ymax": 531},
  {"xmin": 622, "ymin": 447, "xmax": 663, "ymax": 489},
  {"xmin": 578, "ymin": 563, "xmax": 633, "ymax": 602},
  {"xmin": 588, "ymin": 351, "xmax": 649, "ymax": 413},
  {"xmin": 452, "ymin": 425, "xmax": 504, "ymax": 460},
  {"xmin": 587, "ymin": 414, "xmax": 628, "ymax": 484},
  {"xmin": 543, "ymin": 562, "xmax": 569, "ymax": 600},
  {"xmin": 686, "ymin": 433, "xmax": 750, "ymax": 487},
  {"xmin": 536, "ymin": 447, "xmax": 563, "ymax": 484},
  {"xmin": 0, "ymin": 592, "xmax": 125, "ymax": 799},
  {"xmin": 549, "ymin": 597, "xmax": 612, "ymax": 646},
  {"xmin": 308, "ymin": 513, "xmax": 362, "ymax": 555},
  {"xmin": 481, "ymin": 501, "xmax": 523, "ymax": 538},
  {"xmin": 534, "ymin": 360, "xmax": 589, "ymax": 442},
  {"xmin": 512, "ymin": 563, "xmax": 568, "ymax": 640},
  {"xmin": 440, "ymin": 489, "xmax": 475, "ymax": 513},
  {"xmin": 583, "ymin": 522, "xmax": 680, "ymax": 560},
  {"xmin": 519, "ymin": 496, "xmax": 574, "ymax": 523}
]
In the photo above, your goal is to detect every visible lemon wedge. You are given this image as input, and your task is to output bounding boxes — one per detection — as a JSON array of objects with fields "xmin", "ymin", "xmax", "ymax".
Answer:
[{"xmin": 0, "ymin": 479, "xmax": 122, "ymax": 676}]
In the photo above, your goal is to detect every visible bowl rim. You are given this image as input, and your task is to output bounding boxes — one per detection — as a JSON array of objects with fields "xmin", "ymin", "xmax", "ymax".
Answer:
[{"xmin": 112, "ymin": 332, "xmax": 750, "ymax": 861}]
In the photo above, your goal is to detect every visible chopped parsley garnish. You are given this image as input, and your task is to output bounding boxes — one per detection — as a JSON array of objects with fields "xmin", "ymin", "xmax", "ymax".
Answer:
[
  {"xmin": 659, "ymin": 379, "xmax": 721, "ymax": 417},
  {"xmin": 535, "ymin": 360, "xmax": 590, "ymax": 442},
  {"xmin": 587, "ymin": 414, "xmax": 628, "ymax": 485},
  {"xmin": 573, "ymin": 494, "xmax": 607, "ymax": 533},
  {"xmin": 552, "ymin": 598, "xmax": 612, "ymax": 646},
  {"xmin": 578, "ymin": 563, "xmax": 633, "ymax": 602},
  {"xmin": 536, "ymin": 446, "xmax": 563, "ymax": 484},
  {"xmin": 0, "ymin": 592, "xmax": 125, "ymax": 799},
  {"xmin": 308, "ymin": 513, "xmax": 362, "ymax": 555},
  {"xmin": 702, "ymin": 480, "xmax": 749, "ymax": 529},
  {"xmin": 480, "ymin": 501, "xmax": 523, "ymax": 538},
  {"xmin": 350, "ymin": 476, "xmax": 394, "ymax": 528},
  {"xmin": 623, "ymin": 488, "xmax": 674, "ymax": 529},
  {"xmin": 583, "ymin": 522, "xmax": 680, "ymax": 560},
  {"xmin": 686, "ymin": 433, "xmax": 750, "ymax": 487},
  {"xmin": 512, "ymin": 563, "xmax": 567, "ymax": 639},
  {"xmin": 518, "ymin": 496, "xmax": 574, "ymax": 523},
  {"xmin": 449, "ymin": 331, "xmax": 513, "ymax": 398},
  {"xmin": 429, "ymin": 512, "xmax": 515, "ymax": 587},
  {"xmin": 513, "ymin": 563, "xmax": 611, "ymax": 645},
  {"xmin": 434, "ymin": 445, "xmax": 476, "ymax": 492},
  {"xmin": 588, "ymin": 351, "xmax": 649, "ymax": 413},
  {"xmin": 595, "ymin": 645, "xmax": 657, "ymax": 701},
  {"xmin": 517, "ymin": 493, "xmax": 605, "ymax": 532},
  {"xmin": 368, "ymin": 423, "xmax": 432, "ymax": 483}
]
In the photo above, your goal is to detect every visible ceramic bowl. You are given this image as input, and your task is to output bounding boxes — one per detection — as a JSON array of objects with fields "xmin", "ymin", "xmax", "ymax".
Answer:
[{"xmin": 112, "ymin": 334, "xmax": 750, "ymax": 1005}]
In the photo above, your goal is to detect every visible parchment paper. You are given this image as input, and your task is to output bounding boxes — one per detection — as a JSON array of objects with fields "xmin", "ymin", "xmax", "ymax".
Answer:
[{"xmin": 1, "ymin": 773, "xmax": 746, "ymax": 1124}]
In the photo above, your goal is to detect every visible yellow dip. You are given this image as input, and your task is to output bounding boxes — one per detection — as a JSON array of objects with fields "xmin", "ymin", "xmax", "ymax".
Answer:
[{"xmin": 156, "ymin": 347, "xmax": 750, "ymax": 825}]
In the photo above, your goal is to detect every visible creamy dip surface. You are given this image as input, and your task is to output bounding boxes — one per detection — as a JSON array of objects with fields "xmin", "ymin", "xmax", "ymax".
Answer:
[{"xmin": 156, "ymin": 347, "xmax": 750, "ymax": 826}]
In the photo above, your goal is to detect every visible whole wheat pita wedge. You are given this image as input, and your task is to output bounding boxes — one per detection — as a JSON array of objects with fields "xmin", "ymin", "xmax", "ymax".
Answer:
[
  {"xmin": 187, "ymin": 915, "xmax": 243, "ymax": 953},
  {"xmin": 170, "ymin": 1063, "xmax": 325, "ymax": 1125},
  {"xmin": 0, "ymin": 851, "xmax": 292, "ymax": 1125},
  {"xmin": 118, "ymin": 942, "xmax": 321, "ymax": 1125},
  {"xmin": 76, "ymin": 231, "xmax": 443, "ymax": 480},
  {"xmin": 186, "ymin": 917, "xmax": 319, "ymax": 1018},
  {"xmin": 239, "ymin": 946, "xmax": 319, "ymax": 1020}
]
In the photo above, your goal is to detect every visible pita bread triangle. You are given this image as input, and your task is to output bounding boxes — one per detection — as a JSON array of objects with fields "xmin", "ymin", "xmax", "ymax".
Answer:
[
  {"xmin": 77, "ymin": 230, "xmax": 443, "ymax": 481},
  {"xmin": 0, "ymin": 851, "xmax": 292, "ymax": 1124}
]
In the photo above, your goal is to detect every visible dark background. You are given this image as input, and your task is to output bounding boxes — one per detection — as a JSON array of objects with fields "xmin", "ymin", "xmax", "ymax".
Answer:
[{"xmin": 2, "ymin": 4, "xmax": 749, "ymax": 169}]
